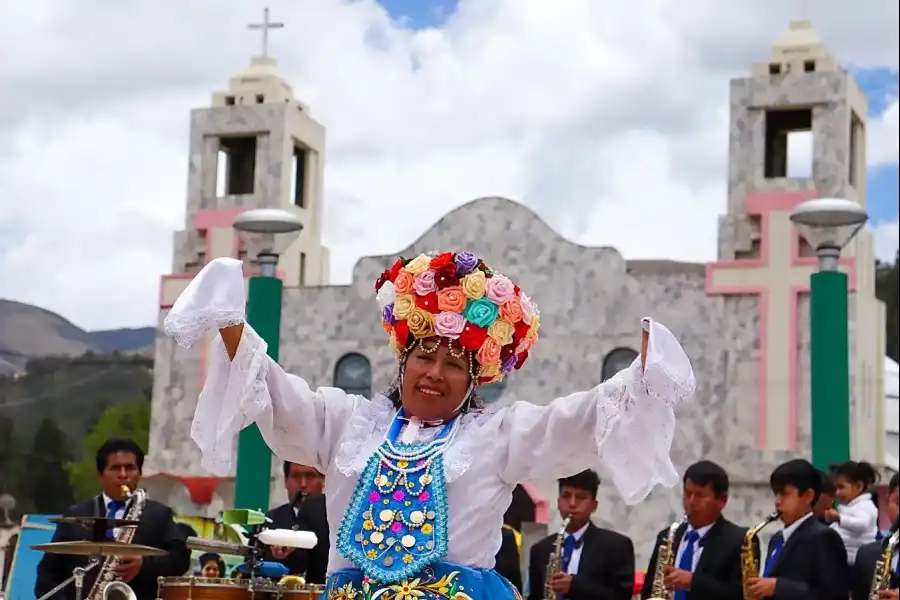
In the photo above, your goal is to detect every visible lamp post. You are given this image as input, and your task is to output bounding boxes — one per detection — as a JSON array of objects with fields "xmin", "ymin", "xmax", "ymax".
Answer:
[
  {"xmin": 790, "ymin": 197, "xmax": 868, "ymax": 470},
  {"xmin": 232, "ymin": 208, "xmax": 303, "ymax": 512}
]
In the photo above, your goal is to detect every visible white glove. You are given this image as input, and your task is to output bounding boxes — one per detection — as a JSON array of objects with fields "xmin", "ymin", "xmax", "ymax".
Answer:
[{"xmin": 163, "ymin": 258, "xmax": 247, "ymax": 348}]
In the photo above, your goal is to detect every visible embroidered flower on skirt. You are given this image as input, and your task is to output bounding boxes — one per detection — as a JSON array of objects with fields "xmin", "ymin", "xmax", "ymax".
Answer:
[
  {"xmin": 336, "ymin": 441, "xmax": 450, "ymax": 583},
  {"xmin": 325, "ymin": 563, "xmax": 525, "ymax": 600}
]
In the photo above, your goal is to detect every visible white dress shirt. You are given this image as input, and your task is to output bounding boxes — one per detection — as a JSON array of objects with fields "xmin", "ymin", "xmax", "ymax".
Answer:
[
  {"xmin": 167, "ymin": 257, "xmax": 697, "ymax": 577},
  {"xmin": 673, "ymin": 522, "xmax": 714, "ymax": 572},
  {"xmin": 564, "ymin": 523, "xmax": 590, "ymax": 576}
]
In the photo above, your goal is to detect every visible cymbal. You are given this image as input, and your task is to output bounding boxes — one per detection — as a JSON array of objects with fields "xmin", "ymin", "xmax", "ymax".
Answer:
[
  {"xmin": 49, "ymin": 516, "xmax": 139, "ymax": 529},
  {"xmin": 185, "ymin": 536, "xmax": 249, "ymax": 557},
  {"xmin": 32, "ymin": 541, "xmax": 166, "ymax": 557}
]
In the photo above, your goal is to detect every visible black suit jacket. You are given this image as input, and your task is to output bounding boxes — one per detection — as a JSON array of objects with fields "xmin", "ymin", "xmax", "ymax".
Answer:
[
  {"xmin": 263, "ymin": 494, "xmax": 330, "ymax": 584},
  {"xmin": 34, "ymin": 495, "xmax": 190, "ymax": 600},
  {"xmin": 495, "ymin": 527, "xmax": 523, "ymax": 592},
  {"xmin": 852, "ymin": 538, "xmax": 898, "ymax": 600},
  {"xmin": 528, "ymin": 523, "xmax": 634, "ymax": 600},
  {"xmin": 640, "ymin": 516, "xmax": 755, "ymax": 600},
  {"xmin": 762, "ymin": 515, "xmax": 848, "ymax": 600}
]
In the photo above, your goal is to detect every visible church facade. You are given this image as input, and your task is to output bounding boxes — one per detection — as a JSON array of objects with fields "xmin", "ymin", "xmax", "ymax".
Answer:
[{"xmin": 144, "ymin": 20, "xmax": 887, "ymax": 565}]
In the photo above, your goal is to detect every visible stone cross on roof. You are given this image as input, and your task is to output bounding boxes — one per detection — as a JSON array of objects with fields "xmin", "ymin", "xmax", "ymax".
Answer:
[{"xmin": 248, "ymin": 7, "xmax": 284, "ymax": 57}]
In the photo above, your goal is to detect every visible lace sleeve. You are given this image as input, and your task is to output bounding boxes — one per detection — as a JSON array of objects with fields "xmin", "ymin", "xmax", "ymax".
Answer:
[{"xmin": 497, "ymin": 319, "xmax": 695, "ymax": 505}]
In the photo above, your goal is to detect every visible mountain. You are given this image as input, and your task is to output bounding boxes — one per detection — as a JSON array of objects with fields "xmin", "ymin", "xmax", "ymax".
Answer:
[{"xmin": 0, "ymin": 299, "xmax": 155, "ymax": 372}]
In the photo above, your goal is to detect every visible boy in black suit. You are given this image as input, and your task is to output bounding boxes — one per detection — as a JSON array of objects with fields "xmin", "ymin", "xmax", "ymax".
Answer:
[
  {"xmin": 527, "ymin": 470, "xmax": 634, "ymax": 600},
  {"xmin": 34, "ymin": 438, "xmax": 190, "ymax": 600},
  {"xmin": 852, "ymin": 472, "xmax": 899, "ymax": 600},
  {"xmin": 640, "ymin": 460, "xmax": 753, "ymax": 600},
  {"xmin": 746, "ymin": 458, "xmax": 849, "ymax": 600}
]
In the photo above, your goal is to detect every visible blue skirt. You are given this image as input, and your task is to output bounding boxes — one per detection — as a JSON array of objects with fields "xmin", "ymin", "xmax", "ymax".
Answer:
[{"xmin": 324, "ymin": 561, "xmax": 523, "ymax": 599}]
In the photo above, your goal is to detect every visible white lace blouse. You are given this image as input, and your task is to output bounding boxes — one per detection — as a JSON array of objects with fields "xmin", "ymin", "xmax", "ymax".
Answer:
[{"xmin": 165, "ymin": 257, "xmax": 697, "ymax": 575}]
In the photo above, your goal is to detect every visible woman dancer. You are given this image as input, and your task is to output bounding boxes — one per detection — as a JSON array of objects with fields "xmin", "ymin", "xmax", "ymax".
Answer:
[{"xmin": 165, "ymin": 251, "xmax": 696, "ymax": 599}]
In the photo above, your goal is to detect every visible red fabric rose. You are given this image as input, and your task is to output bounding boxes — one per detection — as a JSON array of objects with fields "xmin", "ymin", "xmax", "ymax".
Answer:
[
  {"xmin": 389, "ymin": 259, "xmax": 404, "ymax": 281},
  {"xmin": 515, "ymin": 350, "xmax": 529, "ymax": 369},
  {"xmin": 500, "ymin": 343, "xmax": 515, "ymax": 363},
  {"xmin": 429, "ymin": 252, "xmax": 455, "ymax": 270},
  {"xmin": 459, "ymin": 323, "xmax": 488, "ymax": 352},
  {"xmin": 415, "ymin": 292, "xmax": 439, "ymax": 314},
  {"xmin": 512, "ymin": 321, "xmax": 531, "ymax": 343},
  {"xmin": 434, "ymin": 263, "xmax": 459, "ymax": 289},
  {"xmin": 375, "ymin": 269, "xmax": 390, "ymax": 291},
  {"xmin": 394, "ymin": 320, "xmax": 410, "ymax": 347}
]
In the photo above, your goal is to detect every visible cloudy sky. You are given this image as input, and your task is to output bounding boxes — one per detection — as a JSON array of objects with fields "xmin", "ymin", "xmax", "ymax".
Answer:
[{"xmin": 0, "ymin": 0, "xmax": 897, "ymax": 331}]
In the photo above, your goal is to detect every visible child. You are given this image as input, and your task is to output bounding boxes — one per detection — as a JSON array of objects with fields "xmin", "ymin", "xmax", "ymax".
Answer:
[
  {"xmin": 746, "ymin": 458, "xmax": 848, "ymax": 600},
  {"xmin": 824, "ymin": 460, "xmax": 880, "ymax": 564}
]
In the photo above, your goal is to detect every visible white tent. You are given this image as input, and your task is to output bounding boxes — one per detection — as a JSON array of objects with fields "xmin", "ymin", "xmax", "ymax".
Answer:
[{"xmin": 885, "ymin": 356, "xmax": 899, "ymax": 471}]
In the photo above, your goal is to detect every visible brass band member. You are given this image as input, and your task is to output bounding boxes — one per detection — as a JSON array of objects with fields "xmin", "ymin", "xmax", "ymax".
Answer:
[
  {"xmin": 640, "ymin": 460, "xmax": 751, "ymax": 600},
  {"xmin": 263, "ymin": 460, "xmax": 329, "ymax": 583},
  {"xmin": 528, "ymin": 469, "xmax": 635, "ymax": 600},
  {"xmin": 852, "ymin": 472, "xmax": 899, "ymax": 600},
  {"xmin": 745, "ymin": 458, "xmax": 848, "ymax": 600},
  {"xmin": 34, "ymin": 438, "xmax": 190, "ymax": 600}
]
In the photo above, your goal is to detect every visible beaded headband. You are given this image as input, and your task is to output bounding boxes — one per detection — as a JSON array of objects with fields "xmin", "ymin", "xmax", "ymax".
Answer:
[{"xmin": 374, "ymin": 251, "xmax": 540, "ymax": 385}]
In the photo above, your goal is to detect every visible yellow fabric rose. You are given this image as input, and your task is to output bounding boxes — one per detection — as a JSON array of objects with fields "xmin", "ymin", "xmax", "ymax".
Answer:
[
  {"xmin": 460, "ymin": 271, "xmax": 486, "ymax": 300},
  {"xmin": 406, "ymin": 307, "xmax": 436, "ymax": 339},
  {"xmin": 393, "ymin": 294, "xmax": 416, "ymax": 320},
  {"xmin": 487, "ymin": 318, "xmax": 514, "ymax": 346},
  {"xmin": 526, "ymin": 314, "xmax": 540, "ymax": 339},
  {"xmin": 478, "ymin": 363, "xmax": 501, "ymax": 379},
  {"xmin": 404, "ymin": 254, "xmax": 431, "ymax": 275}
]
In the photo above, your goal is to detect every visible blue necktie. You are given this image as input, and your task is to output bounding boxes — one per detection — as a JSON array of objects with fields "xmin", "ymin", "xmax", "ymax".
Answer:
[
  {"xmin": 763, "ymin": 532, "xmax": 784, "ymax": 577},
  {"xmin": 106, "ymin": 499, "xmax": 125, "ymax": 538},
  {"xmin": 559, "ymin": 534, "xmax": 581, "ymax": 600},
  {"xmin": 673, "ymin": 530, "xmax": 699, "ymax": 600}
]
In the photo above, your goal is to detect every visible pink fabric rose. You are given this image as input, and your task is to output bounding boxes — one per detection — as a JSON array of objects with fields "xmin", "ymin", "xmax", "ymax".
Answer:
[
  {"xmin": 390, "ymin": 522, "xmax": 403, "ymax": 533},
  {"xmin": 434, "ymin": 311, "xmax": 466, "ymax": 338},
  {"xmin": 414, "ymin": 270, "xmax": 438, "ymax": 295},
  {"xmin": 393, "ymin": 490, "xmax": 406, "ymax": 501},
  {"xmin": 368, "ymin": 491, "xmax": 380, "ymax": 502},
  {"xmin": 419, "ymin": 491, "xmax": 430, "ymax": 502},
  {"xmin": 519, "ymin": 292, "xmax": 534, "ymax": 322},
  {"xmin": 485, "ymin": 275, "xmax": 516, "ymax": 305}
]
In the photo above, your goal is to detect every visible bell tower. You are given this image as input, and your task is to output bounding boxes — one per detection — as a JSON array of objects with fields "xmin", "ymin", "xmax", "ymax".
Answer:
[
  {"xmin": 160, "ymin": 8, "xmax": 329, "ymax": 306},
  {"xmin": 706, "ymin": 20, "xmax": 884, "ymax": 460}
]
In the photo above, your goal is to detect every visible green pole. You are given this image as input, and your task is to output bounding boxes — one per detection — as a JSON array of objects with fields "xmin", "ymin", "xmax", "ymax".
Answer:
[
  {"xmin": 234, "ymin": 275, "xmax": 283, "ymax": 511},
  {"xmin": 809, "ymin": 270, "xmax": 851, "ymax": 471}
]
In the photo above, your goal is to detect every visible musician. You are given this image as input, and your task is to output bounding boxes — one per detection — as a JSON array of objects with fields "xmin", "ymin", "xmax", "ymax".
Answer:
[
  {"xmin": 745, "ymin": 458, "xmax": 848, "ymax": 600},
  {"xmin": 640, "ymin": 460, "xmax": 752, "ymax": 600},
  {"xmin": 851, "ymin": 473, "xmax": 899, "ymax": 600},
  {"xmin": 197, "ymin": 552, "xmax": 226, "ymax": 578},
  {"xmin": 528, "ymin": 469, "xmax": 635, "ymax": 600},
  {"xmin": 495, "ymin": 524, "xmax": 523, "ymax": 592},
  {"xmin": 34, "ymin": 438, "xmax": 190, "ymax": 600},
  {"xmin": 262, "ymin": 461, "xmax": 329, "ymax": 584}
]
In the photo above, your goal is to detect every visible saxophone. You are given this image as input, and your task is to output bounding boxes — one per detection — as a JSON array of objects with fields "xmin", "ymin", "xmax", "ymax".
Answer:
[
  {"xmin": 741, "ymin": 511, "xmax": 779, "ymax": 599},
  {"xmin": 543, "ymin": 515, "xmax": 571, "ymax": 600},
  {"xmin": 647, "ymin": 514, "xmax": 688, "ymax": 600},
  {"xmin": 86, "ymin": 485, "xmax": 147, "ymax": 600},
  {"xmin": 868, "ymin": 528, "xmax": 899, "ymax": 599}
]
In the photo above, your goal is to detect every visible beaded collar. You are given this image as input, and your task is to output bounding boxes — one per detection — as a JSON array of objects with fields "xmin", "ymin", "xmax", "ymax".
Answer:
[{"xmin": 336, "ymin": 409, "xmax": 458, "ymax": 583}]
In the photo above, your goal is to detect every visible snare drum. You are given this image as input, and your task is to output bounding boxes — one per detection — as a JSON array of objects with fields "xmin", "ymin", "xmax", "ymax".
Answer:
[
  {"xmin": 156, "ymin": 576, "xmax": 277, "ymax": 599},
  {"xmin": 276, "ymin": 579, "xmax": 326, "ymax": 599}
]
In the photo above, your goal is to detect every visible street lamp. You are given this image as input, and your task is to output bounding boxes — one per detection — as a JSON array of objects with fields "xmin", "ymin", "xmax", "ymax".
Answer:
[
  {"xmin": 790, "ymin": 197, "xmax": 868, "ymax": 470},
  {"xmin": 232, "ymin": 208, "xmax": 303, "ymax": 512}
]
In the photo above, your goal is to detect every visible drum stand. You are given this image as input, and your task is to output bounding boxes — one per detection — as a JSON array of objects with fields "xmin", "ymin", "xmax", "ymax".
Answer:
[{"xmin": 35, "ymin": 559, "xmax": 100, "ymax": 600}]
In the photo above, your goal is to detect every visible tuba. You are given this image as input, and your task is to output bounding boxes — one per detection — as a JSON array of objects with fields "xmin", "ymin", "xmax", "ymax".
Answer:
[
  {"xmin": 741, "ymin": 511, "xmax": 779, "ymax": 599},
  {"xmin": 543, "ymin": 515, "xmax": 571, "ymax": 600},
  {"xmin": 86, "ymin": 485, "xmax": 147, "ymax": 600},
  {"xmin": 647, "ymin": 514, "xmax": 688, "ymax": 600},
  {"xmin": 868, "ymin": 528, "xmax": 900, "ymax": 599}
]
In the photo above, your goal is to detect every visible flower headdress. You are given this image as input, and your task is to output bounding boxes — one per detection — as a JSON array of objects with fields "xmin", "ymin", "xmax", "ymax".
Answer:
[{"xmin": 374, "ymin": 251, "xmax": 540, "ymax": 385}]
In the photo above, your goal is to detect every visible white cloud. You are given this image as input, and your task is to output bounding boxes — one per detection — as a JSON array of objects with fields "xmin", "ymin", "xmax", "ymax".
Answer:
[
  {"xmin": 0, "ymin": 0, "xmax": 897, "ymax": 330},
  {"xmin": 869, "ymin": 98, "xmax": 899, "ymax": 168},
  {"xmin": 872, "ymin": 220, "xmax": 900, "ymax": 263}
]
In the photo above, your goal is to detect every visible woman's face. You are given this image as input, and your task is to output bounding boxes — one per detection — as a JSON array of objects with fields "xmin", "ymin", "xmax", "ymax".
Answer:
[
  {"xmin": 201, "ymin": 561, "xmax": 220, "ymax": 578},
  {"xmin": 400, "ymin": 337, "xmax": 472, "ymax": 423}
]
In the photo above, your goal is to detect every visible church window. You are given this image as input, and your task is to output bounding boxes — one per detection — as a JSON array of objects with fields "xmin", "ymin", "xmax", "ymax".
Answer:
[
  {"xmin": 334, "ymin": 353, "xmax": 372, "ymax": 397},
  {"xmin": 803, "ymin": 60, "xmax": 816, "ymax": 73},
  {"xmin": 225, "ymin": 96, "xmax": 235, "ymax": 105},
  {"xmin": 256, "ymin": 94, "xmax": 265, "ymax": 104},
  {"xmin": 292, "ymin": 144, "xmax": 308, "ymax": 208},
  {"xmin": 602, "ymin": 348, "xmax": 639, "ymax": 383},
  {"xmin": 299, "ymin": 252, "xmax": 307, "ymax": 286},
  {"xmin": 217, "ymin": 136, "xmax": 257, "ymax": 195},
  {"xmin": 479, "ymin": 379, "xmax": 507, "ymax": 404},
  {"xmin": 849, "ymin": 111, "xmax": 864, "ymax": 188},
  {"xmin": 769, "ymin": 63, "xmax": 782, "ymax": 75},
  {"xmin": 764, "ymin": 109, "xmax": 813, "ymax": 179}
]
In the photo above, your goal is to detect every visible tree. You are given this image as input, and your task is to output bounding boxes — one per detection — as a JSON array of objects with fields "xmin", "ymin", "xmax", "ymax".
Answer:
[
  {"xmin": 875, "ymin": 251, "xmax": 899, "ymax": 363},
  {"xmin": 66, "ymin": 398, "xmax": 151, "ymax": 500},
  {"xmin": 28, "ymin": 417, "xmax": 75, "ymax": 514}
]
